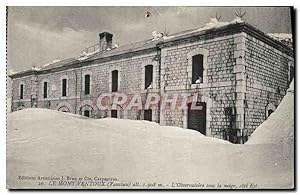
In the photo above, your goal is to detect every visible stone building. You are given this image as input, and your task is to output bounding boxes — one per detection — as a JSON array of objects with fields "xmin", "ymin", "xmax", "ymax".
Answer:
[{"xmin": 9, "ymin": 20, "xmax": 294, "ymax": 143}]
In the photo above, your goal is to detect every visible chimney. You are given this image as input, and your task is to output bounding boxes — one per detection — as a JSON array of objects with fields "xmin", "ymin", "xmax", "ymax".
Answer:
[{"xmin": 99, "ymin": 32, "xmax": 113, "ymax": 52}]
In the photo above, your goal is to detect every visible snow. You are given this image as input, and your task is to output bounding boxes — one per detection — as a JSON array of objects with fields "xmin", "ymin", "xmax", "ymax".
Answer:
[
  {"xmin": 246, "ymin": 80, "xmax": 294, "ymax": 145},
  {"xmin": 8, "ymin": 69, "xmax": 17, "ymax": 75},
  {"xmin": 7, "ymin": 98, "xmax": 294, "ymax": 189},
  {"xmin": 32, "ymin": 59, "xmax": 63, "ymax": 71},
  {"xmin": 77, "ymin": 49, "xmax": 100, "ymax": 61},
  {"xmin": 161, "ymin": 17, "xmax": 245, "ymax": 41},
  {"xmin": 188, "ymin": 17, "xmax": 244, "ymax": 35},
  {"xmin": 268, "ymin": 33, "xmax": 293, "ymax": 41},
  {"xmin": 31, "ymin": 66, "xmax": 40, "ymax": 71},
  {"xmin": 41, "ymin": 59, "xmax": 61, "ymax": 68}
]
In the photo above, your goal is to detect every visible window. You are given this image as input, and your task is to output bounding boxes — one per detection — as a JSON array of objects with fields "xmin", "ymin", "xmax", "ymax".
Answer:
[
  {"xmin": 265, "ymin": 103, "xmax": 276, "ymax": 119},
  {"xmin": 20, "ymin": 84, "xmax": 24, "ymax": 99},
  {"xmin": 289, "ymin": 66, "xmax": 294, "ymax": 83},
  {"xmin": 192, "ymin": 54, "xmax": 204, "ymax": 84},
  {"xmin": 62, "ymin": 79, "xmax": 67, "ymax": 97},
  {"xmin": 267, "ymin": 109, "xmax": 274, "ymax": 117},
  {"xmin": 84, "ymin": 110, "xmax": 90, "ymax": 117},
  {"xmin": 84, "ymin": 74, "xmax": 91, "ymax": 95},
  {"xmin": 43, "ymin": 82, "xmax": 48, "ymax": 98},
  {"xmin": 144, "ymin": 109, "xmax": 152, "ymax": 121},
  {"xmin": 145, "ymin": 65, "xmax": 153, "ymax": 89},
  {"xmin": 111, "ymin": 110, "xmax": 117, "ymax": 118},
  {"xmin": 112, "ymin": 70, "xmax": 118, "ymax": 92}
]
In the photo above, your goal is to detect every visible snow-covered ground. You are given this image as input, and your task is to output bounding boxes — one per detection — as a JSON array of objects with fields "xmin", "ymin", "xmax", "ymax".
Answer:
[{"xmin": 7, "ymin": 82, "xmax": 294, "ymax": 189}]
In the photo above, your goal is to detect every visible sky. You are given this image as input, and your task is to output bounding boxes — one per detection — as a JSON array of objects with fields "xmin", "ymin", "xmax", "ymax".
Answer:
[{"xmin": 7, "ymin": 6, "xmax": 292, "ymax": 72}]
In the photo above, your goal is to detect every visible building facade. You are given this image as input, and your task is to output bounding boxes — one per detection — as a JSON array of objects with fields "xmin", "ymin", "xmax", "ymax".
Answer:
[{"xmin": 9, "ymin": 22, "xmax": 294, "ymax": 143}]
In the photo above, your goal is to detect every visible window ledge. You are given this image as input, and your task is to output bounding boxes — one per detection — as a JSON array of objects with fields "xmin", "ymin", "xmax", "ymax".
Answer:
[
  {"xmin": 141, "ymin": 88, "xmax": 159, "ymax": 93},
  {"xmin": 190, "ymin": 83, "xmax": 207, "ymax": 89},
  {"xmin": 83, "ymin": 94, "xmax": 93, "ymax": 97}
]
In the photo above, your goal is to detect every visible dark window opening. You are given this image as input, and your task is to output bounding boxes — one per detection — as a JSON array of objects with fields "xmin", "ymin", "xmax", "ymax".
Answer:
[
  {"xmin": 62, "ymin": 79, "xmax": 67, "ymax": 97},
  {"xmin": 268, "ymin": 109, "xmax": 274, "ymax": 117},
  {"xmin": 43, "ymin": 82, "xmax": 48, "ymax": 98},
  {"xmin": 192, "ymin": 54, "xmax": 204, "ymax": 84},
  {"xmin": 111, "ymin": 110, "xmax": 117, "ymax": 118},
  {"xmin": 289, "ymin": 66, "xmax": 294, "ymax": 83},
  {"xmin": 84, "ymin": 110, "xmax": 90, "ymax": 117},
  {"xmin": 145, "ymin": 65, "xmax": 153, "ymax": 89},
  {"xmin": 112, "ymin": 70, "xmax": 118, "ymax": 92},
  {"xmin": 20, "ymin": 84, "xmax": 24, "ymax": 99},
  {"xmin": 144, "ymin": 109, "xmax": 152, "ymax": 121},
  {"xmin": 84, "ymin": 74, "xmax": 91, "ymax": 95}
]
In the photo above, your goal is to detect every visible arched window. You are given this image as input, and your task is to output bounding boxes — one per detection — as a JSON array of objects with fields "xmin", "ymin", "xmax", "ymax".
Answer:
[
  {"xmin": 84, "ymin": 74, "xmax": 91, "ymax": 95},
  {"xmin": 112, "ymin": 70, "xmax": 118, "ymax": 92},
  {"xmin": 192, "ymin": 54, "xmax": 204, "ymax": 84},
  {"xmin": 81, "ymin": 104, "xmax": 93, "ymax": 117},
  {"xmin": 58, "ymin": 106, "xmax": 70, "ymax": 113},
  {"xmin": 144, "ymin": 65, "xmax": 153, "ymax": 89}
]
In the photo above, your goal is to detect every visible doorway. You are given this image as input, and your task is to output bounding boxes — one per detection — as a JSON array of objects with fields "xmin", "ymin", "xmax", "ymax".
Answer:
[{"xmin": 188, "ymin": 102, "xmax": 206, "ymax": 135}]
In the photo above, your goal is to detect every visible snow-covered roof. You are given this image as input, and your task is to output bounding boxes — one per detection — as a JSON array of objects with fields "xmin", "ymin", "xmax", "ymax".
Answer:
[
  {"xmin": 9, "ymin": 17, "xmax": 293, "ymax": 78},
  {"xmin": 268, "ymin": 33, "xmax": 293, "ymax": 41}
]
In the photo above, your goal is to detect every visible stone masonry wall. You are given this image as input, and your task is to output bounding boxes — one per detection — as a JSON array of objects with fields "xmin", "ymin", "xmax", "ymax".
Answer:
[
  {"xmin": 160, "ymin": 34, "xmax": 241, "ymax": 139},
  {"xmin": 12, "ymin": 75, "xmax": 37, "ymax": 111},
  {"xmin": 243, "ymin": 33, "xmax": 294, "ymax": 137},
  {"xmin": 12, "ymin": 52, "xmax": 161, "ymax": 122}
]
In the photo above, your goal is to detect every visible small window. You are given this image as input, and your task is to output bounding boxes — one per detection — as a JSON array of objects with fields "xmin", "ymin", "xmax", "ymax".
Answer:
[
  {"xmin": 192, "ymin": 54, "xmax": 204, "ymax": 84},
  {"xmin": 111, "ymin": 110, "xmax": 117, "ymax": 118},
  {"xmin": 268, "ymin": 109, "xmax": 274, "ymax": 117},
  {"xmin": 62, "ymin": 79, "xmax": 67, "ymax": 97},
  {"xmin": 145, "ymin": 65, "xmax": 153, "ymax": 89},
  {"xmin": 20, "ymin": 84, "xmax": 24, "ymax": 99},
  {"xmin": 43, "ymin": 82, "xmax": 48, "ymax": 98},
  {"xmin": 84, "ymin": 110, "xmax": 90, "ymax": 117},
  {"xmin": 84, "ymin": 74, "xmax": 91, "ymax": 95},
  {"xmin": 144, "ymin": 109, "xmax": 152, "ymax": 121},
  {"xmin": 289, "ymin": 66, "xmax": 294, "ymax": 83},
  {"xmin": 112, "ymin": 70, "xmax": 118, "ymax": 92}
]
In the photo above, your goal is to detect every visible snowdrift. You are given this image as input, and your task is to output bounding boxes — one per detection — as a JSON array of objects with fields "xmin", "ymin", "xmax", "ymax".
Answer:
[
  {"xmin": 7, "ymin": 101, "xmax": 294, "ymax": 189},
  {"xmin": 247, "ymin": 80, "xmax": 294, "ymax": 145}
]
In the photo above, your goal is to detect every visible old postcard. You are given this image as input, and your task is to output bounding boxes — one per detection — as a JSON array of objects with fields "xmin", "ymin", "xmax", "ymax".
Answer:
[{"xmin": 6, "ymin": 6, "xmax": 295, "ymax": 189}]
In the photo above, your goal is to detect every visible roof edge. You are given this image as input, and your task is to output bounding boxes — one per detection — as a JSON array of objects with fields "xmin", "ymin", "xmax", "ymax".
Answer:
[
  {"xmin": 10, "ymin": 22, "xmax": 293, "ymax": 79},
  {"xmin": 157, "ymin": 22, "xmax": 293, "ymax": 57}
]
